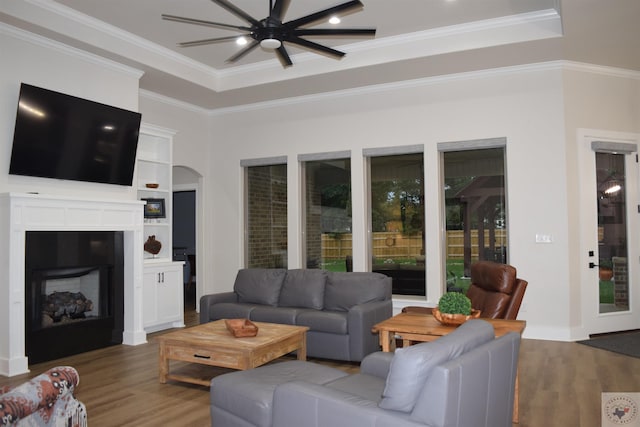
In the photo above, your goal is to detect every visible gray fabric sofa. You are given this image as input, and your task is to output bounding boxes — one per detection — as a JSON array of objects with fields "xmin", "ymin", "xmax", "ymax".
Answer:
[
  {"xmin": 199, "ymin": 268, "xmax": 392, "ymax": 362},
  {"xmin": 209, "ymin": 319, "xmax": 521, "ymax": 427}
]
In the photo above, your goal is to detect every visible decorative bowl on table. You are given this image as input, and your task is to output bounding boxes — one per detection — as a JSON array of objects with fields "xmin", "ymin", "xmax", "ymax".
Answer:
[
  {"xmin": 432, "ymin": 307, "xmax": 481, "ymax": 326},
  {"xmin": 225, "ymin": 318, "xmax": 259, "ymax": 338}
]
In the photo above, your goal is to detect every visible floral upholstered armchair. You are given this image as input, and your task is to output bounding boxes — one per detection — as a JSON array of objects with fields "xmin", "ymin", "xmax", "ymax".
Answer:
[{"xmin": 0, "ymin": 366, "xmax": 87, "ymax": 427}]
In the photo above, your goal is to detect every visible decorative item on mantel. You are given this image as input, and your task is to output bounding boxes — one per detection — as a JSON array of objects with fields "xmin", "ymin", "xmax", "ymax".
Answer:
[
  {"xmin": 144, "ymin": 235, "xmax": 162, "ymax": 257},
  {"xmin": 432, "ymin": 291, "xmax": 481, "ymax": 326}
]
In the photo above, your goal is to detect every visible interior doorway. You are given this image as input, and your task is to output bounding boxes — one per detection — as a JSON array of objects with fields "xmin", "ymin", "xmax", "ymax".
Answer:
[
  {"xmin": 172, "ymin": 165, "xmax": 202, "ymax": 314},
  {"xmin": 173, "ymin": 190, "xmax": 196, "ymax": 310}
]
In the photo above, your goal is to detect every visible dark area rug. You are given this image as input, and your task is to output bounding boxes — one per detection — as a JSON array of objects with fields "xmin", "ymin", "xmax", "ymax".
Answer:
[{"xmin": 578, "ymin": 330, "xmax": 640, "ymax": 358}]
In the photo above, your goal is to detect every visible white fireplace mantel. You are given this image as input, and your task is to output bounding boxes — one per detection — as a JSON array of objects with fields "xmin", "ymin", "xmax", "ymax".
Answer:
[{"xmin": 0, "ymin": 193, "xmax": 147, "ymax": 376}]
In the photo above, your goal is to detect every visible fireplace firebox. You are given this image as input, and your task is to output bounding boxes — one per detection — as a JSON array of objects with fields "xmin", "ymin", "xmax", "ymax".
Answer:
[{"xmin": 25, "ymin": 231, "xmax": 124, "ymax": 364}]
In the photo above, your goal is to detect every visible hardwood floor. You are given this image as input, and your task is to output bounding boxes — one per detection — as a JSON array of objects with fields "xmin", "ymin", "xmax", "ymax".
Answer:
[{"xmin": 2, "ymin": 311, "xmax": 639, "ymax": 427}]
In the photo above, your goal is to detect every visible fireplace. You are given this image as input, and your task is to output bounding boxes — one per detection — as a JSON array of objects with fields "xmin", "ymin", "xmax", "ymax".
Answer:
[
  {"xmin": 0, "ymin": 193, "xmax": 145, "ymax": 377},
  {"xmin": 25, "ymin": 231, "xmax": 124, "ymax": 364}
]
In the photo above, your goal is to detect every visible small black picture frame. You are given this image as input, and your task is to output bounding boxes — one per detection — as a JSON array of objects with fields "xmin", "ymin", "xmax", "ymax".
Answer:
[{"xmin": 142, "ymin": 198, "xmax": 166, "ymax": 218}]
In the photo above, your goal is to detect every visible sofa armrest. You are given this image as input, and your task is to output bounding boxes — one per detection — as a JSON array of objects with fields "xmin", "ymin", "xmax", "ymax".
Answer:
[
  {"xmin": 199, "ymin": 292, "xmax": 238, "ymax": 324},
  {"xmin": 347, "ymin": 299, "xmax": 393, "ymax": 361},
  {"xmin": 360, "ymin": 351, "xmax": 394, "ymax": 379},
  {"xmin": 0, "ymin": 366, "xmax": 85, "ymax": 426},
  {"xmin": 273, "ymin": 381, "xmax": 421, "ymax": 427}
]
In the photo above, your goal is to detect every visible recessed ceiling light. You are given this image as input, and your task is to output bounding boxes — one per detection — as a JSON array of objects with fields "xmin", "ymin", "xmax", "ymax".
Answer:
[
  {"xmin": 236, "ymin": 37, "xmax": 248, "ymax": 46},
  {"xmin": 329, "ymin": 16, "xmax": 341, "ymax": 25}
]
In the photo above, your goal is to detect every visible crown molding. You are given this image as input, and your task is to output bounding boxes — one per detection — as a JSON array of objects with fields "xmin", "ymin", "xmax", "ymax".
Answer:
[
  {"xmin": 0, "ymin": 22, "xmax": 144, "ymax": 78},
  {"xmin": 207, "ymin": 61, "xmax": 640, "ymax": 116},
  {"xmin": 139, "ymin": 89, "xmax": 209, "ymax": 115},
  {"xmin": 3, "ymin": 0, "xmax": 563, "ymax": 93}
]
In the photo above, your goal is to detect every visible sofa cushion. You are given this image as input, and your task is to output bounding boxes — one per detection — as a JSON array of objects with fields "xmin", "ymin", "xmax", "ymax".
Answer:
[
  {"xmin": 325, "ymin": 373, "xmax": 387, "ymax": 402},
  {"xmin": 211, "ymin": 360, "xmax": 348, "ymax": 427},
  {"xmin": 278, "ymin": 269, "xmax": 327, "ymax": 310},
  {"xmin": 296, "ymin": 310, "xmax": 348, "ymax": 334},
  {"xmin": 378, "ymin": 319, "xmax": 495, "ymax": 413},
  {"xmin": 234, "ymin": 268, "xmax": 287, "ymax": 306},
  {"xmin": 324, "ymin": 271, "xmax": 391, "ymax": 311}
]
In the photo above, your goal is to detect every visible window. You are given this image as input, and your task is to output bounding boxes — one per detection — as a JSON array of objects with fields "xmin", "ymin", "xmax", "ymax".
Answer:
[
  {"xmin": 244, "ymin": 162, "xmax": 287, "ymax": 268},
  {"xmin": 442, "ymin": 144, "xmax": 507, "ymax": 292},
  {"xmin": 302, "ymin": 156, "xmax": 352, "ymax": 271},
  {"xmin": 368, "ymin": 152, "xmax": 425, "ymax": 295}
]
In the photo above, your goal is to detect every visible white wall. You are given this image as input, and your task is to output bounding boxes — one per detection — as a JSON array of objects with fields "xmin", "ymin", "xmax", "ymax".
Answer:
[
  {"xmin": 196, "ymin": 64, "xmax": 639, "ymax": 341},
  {"xmin": 203, "ymin": 66, "xmax": 571, "ymax": 339}
]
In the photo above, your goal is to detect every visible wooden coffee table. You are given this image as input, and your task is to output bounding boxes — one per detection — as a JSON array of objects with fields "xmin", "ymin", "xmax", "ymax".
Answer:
[
  {"xmin": 157, "ymin": 320, "xmax": 309, "ymax": 386},
  {"xmin": 372, "ymin": 312, "xmax": 526, "ymax": 423}
]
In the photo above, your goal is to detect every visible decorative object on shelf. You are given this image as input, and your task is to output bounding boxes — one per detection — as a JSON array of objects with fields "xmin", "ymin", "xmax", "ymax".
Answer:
[
  {"xmin": 432, "ymin": 291, "xmax": 481, "ymax": 326},
  {"xmin": 142, "ymin": 198, "xmax": 166, "ymax": 218},
  {"xmin": 144, "ymin": 235, "xmax": 162, "ymax": 256},
  {"xmin": 225, "ymin": 318, "xmax": 259, "ymax": 338},
  {"xmin": 145, "ymin": 183, "xmax": 159, "ymax": 188}
]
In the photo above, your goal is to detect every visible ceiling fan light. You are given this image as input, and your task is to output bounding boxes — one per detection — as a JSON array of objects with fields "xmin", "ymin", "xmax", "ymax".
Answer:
[
  {"xmin": 260, "ymin": 38, "xmax": 281, "ymax": 49},
  {"xmin": 329, "ymin": 16, "xmax": 341, "ymax": 24}
]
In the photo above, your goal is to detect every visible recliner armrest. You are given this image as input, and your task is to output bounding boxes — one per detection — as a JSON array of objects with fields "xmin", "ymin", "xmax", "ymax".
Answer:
[{"xmin": 199, "ymin": 292, "xmax": 238, "ymax": 323}]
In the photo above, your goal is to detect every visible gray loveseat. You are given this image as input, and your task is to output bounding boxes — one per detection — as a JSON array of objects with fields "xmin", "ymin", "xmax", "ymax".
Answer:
[
  {"xmin": 199, "ymin": 268, "xmax": 392, "ymax": 362},
  {"xmin": 209, "ymin": 319, "xmax": 521, "ymax": 427}
]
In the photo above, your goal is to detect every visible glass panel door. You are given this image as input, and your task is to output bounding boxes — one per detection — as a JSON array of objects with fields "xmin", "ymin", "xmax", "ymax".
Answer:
[
  {"xmin": 596, "ymin": 152, "xmax": 629, "ymax": 313},
  {"xmin": 578, "ymin": 132, "xmax": 639, "ymax": 336}
]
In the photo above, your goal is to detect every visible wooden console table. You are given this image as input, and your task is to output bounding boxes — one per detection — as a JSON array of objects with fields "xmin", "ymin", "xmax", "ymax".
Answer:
[{"xmin": 372, "ymin": 312, "xmax": 526, "ymax": 423}]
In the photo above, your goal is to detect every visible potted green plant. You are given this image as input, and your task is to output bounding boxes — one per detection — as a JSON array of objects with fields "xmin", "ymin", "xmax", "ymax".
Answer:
[
  {"xmin": 599, "ymin": 259, "xmax": 613, "ymax": 281},
  {"xmin": 433, "ymin": 291, "xmax": 480, "ymax": 326}
]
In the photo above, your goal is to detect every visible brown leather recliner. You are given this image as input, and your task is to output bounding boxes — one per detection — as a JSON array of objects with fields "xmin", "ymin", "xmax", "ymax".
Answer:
[
  {"xmin": 466, "ymin": 261, "xmax": 527, "ymax": 320},
  {"xmin": 402, "ymin": 261, "xmax": 528, "ymax": 320}
]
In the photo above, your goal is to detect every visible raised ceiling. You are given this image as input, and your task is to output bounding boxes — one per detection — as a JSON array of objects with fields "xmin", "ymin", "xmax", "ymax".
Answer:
[{"xmin": 1, "ymin": 0, "xmax": 639, "ymax": 111}]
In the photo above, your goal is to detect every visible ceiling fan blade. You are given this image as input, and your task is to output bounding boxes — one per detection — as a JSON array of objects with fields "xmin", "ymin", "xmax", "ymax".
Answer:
[
  {"xmin": 276, "ymin": 45, "xmax": 293, "ymax": 66},
  {"xmin": 178, "ymin": 35, "xmax": 245, "ymax": 47},
  {"xmin": 285, "ymin": 0, "xmax": 363, "ymax": 29},
  {"xmin": 294, "ymin": 28, "xmax": 376, "ymax": 37},
  {"xmin": 226, "ymin": 40, "xmax": 260, "ymax": 63},
  {"xmin": 212, "ymin": 0, "xmax": 261, "ymax": 27},
  {"xmin": 286, "ymin": 36, "xmax": 345, "ymax": 58},
  {"xmin": 271, "ymin": 0, "xmax": 291, "ymax": 21},
  {"xmin": 162, "ymin": 14, "xmax": 250, "ymax": 31}
]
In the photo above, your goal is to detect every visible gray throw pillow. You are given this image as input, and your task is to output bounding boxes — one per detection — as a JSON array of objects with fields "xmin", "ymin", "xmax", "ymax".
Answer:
[
  {"xmin": 324, "ymin": 272, "xmax": 391, "ymax": 311},
  {"xmin": 233, "ymin": 268, "xmax": 287, "ymax": 306},
  {"xmin": 278, "ymin": 269, "xmax": 327, "ymax": 310},
  {"xmin": 378, "ymin": 320, "xmax": 494, "ymax": 413}
]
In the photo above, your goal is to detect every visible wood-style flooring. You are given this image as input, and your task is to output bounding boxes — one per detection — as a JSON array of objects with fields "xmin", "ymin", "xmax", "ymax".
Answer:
[{"xmin": 2, "ymin": 309, "xmax": 640, "ymax": 427}]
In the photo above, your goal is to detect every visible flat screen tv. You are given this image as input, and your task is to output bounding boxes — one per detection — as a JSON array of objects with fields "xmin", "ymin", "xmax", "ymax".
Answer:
[{"xmin": 9, "ymin": 83, "xmax": 142, "ymax": 186}]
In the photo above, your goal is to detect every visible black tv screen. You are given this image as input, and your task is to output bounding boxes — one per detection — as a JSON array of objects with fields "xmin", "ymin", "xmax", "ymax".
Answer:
[{"xmin": 9, "ymin": 83, "xmax": 142, "ymax": 186}]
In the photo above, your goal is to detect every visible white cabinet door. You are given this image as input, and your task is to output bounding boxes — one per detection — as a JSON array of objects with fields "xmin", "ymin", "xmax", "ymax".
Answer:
[{"xmin": 143, "ymin": 262, "xmax": 184, "ymax": 332}]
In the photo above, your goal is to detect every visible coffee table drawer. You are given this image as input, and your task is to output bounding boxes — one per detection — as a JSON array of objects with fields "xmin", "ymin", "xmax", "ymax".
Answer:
[{"xmin": 166, "ymin": 344, "xmax": 246, "ymax": 369}]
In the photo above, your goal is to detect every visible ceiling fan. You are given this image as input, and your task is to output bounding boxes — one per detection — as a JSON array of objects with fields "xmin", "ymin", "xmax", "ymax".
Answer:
[{"xmin": 162, "ymin": 0, "xmax": 376, "ymax": 67}]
